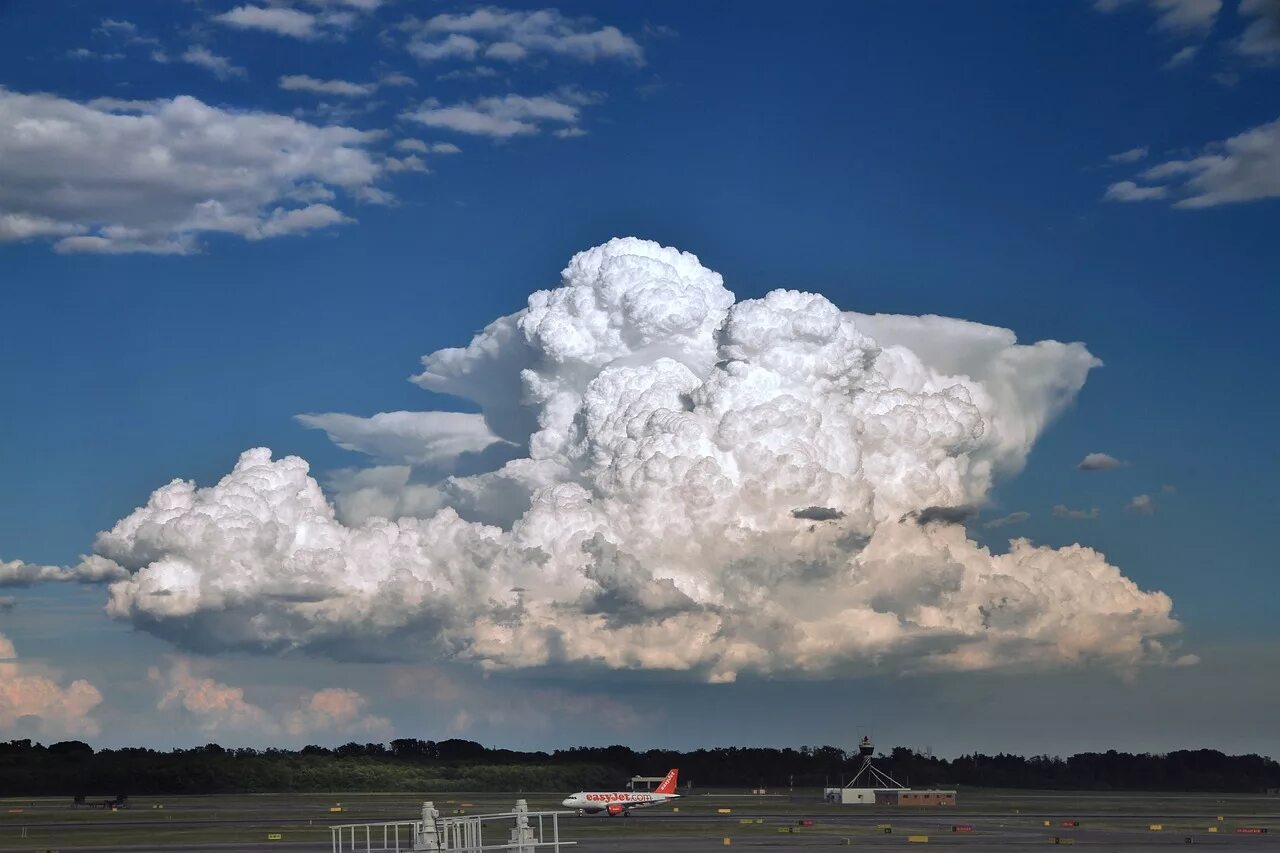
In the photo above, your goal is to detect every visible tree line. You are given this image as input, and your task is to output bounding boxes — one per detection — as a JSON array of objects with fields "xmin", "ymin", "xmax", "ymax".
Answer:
[{"xmin": 2, "ymin": 738, "xmax": 1277, "ymax": 796}]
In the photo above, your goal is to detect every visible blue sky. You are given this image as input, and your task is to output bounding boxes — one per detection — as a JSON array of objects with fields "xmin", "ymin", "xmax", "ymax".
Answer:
[{"xmin": 1, "ymin": 0, "xmax": 1278, "ymax": 754}]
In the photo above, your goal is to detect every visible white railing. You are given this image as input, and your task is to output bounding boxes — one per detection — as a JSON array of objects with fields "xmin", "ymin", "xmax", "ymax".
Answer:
[{"xmin": 331, "ymin": 799, "xmax": 575, "ymax": 853}]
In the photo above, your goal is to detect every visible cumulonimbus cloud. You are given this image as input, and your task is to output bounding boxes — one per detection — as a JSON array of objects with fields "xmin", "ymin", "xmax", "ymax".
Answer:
[{"xmin": 90, "ymin": 238, "xmax": 1180, "ymax": 681}]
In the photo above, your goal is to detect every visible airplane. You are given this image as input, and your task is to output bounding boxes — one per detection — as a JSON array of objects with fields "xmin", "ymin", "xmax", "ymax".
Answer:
[{"xmin": 561, "ymin": 768, "xmax": 680, "ymax": 816}]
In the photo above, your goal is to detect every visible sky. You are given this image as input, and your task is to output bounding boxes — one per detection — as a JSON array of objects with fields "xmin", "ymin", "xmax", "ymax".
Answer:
[{"xmin": 1, "ymin": 0, "xmax": 1278, "ymax": 758}]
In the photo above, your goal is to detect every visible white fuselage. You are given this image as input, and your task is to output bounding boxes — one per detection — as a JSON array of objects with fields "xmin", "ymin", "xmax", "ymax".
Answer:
[{"xmin": 561, "ymin": 790, "xmax": 679, "ymax": 814}]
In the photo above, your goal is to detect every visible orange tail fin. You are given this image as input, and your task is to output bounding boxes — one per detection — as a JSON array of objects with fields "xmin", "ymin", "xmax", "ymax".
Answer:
[{"xmin": 654, "ymin": 768, "xmax": 679, "ymax": 795}]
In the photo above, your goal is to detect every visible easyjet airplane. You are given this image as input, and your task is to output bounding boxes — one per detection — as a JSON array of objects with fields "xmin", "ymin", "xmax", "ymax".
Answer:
[{"xmin": 562, "ymin": 768, "xmax": 680, "ymax": 816}]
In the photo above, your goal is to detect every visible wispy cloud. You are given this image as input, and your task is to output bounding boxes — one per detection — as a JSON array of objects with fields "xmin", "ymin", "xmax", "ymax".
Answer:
[
  {"xmin": 403, "ymin": 90, "xmax": 596, "ymax": 138},
  {"xmin": 1237, "ymin": 0, "xmax": 1280, "ymax": 60},
  {"xmin": 1108, "ymin": 147, "xmax": 1150, "ymax": 164},
  {"xmin": 984, "ymin": 511, "xmax": 1030, "ymax": 529},
  {"xmin": 1093, "ymin": 0, "xmax": 1223, "ymax": 36},
  {"xmin": 1105, "ymin": 115, "xmax": 1280, "ymax": 207},
  {"xmin": 1054, "ymin": 504, "xmax": 1101, "ymax": 520},
  {"xmin": 280, "ymin": 75, "xmax": 374, "ymax": 96},
  {"xmin": 179, "ymin": 46, "xmax": 247, "ymax": 80}
]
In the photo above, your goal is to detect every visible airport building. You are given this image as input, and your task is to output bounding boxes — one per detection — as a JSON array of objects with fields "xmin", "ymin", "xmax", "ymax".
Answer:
[{"xmin": 823, "ymin": 736, "xmax": 956, "ymax": 806}]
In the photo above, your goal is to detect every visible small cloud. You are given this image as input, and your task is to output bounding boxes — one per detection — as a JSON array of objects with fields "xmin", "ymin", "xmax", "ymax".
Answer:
[
  {"xmin": 1104, "ymin": 180, "xmax": 1170, "ymax": 202},
  {"xmin": 1054, "ymin": 504, "xmax": 1100, "ymax": 520},
  {"xmin": 1162, "ymin": 484, "xmax": 1177, "ymax": 494},
  {"xmin": 1212, "ymin": 70, "xmax": 1241, "ymax": 87},
  {"xmin": 1174, "ymin": 653, "xmax": 1200, "ymax": 666},
  {"xmin": 0, "ymin": 597, "xmax": 14, "ymax": 611},
  {"xmin": 214, "ymin": 5, "xmax": 319, "ymax": 40},
  {"xmin": 791, "ymin": 506, "xmax": 845, "ymax": 522},
  {"xmin": 909, "ymin": 505, "xmax": 979, "ymax": 526},
  {"xmin": 181, "ymin": 46, "xmax": 247, "ymax": 80},
  {"xmin": 279, "ymin": 75, "xmax": 374, "ymax": 96},
  {"xmin": 1127, "ymin": 494, "xmax": 1155, "ymax": 514},
  {"xmin": 1077, "ymin": 452, "xmax": 1125, "ymax": 471},
  {"xmin": 984, "ymin": 511, "xmax": 1030, "ymax": 529},
  {"xmin": 96, "ymin": 18, "xmax": 137, "ymax": 36},
  {"xmin": 1108, "ymin": 146, "xmax": 1149, "ymax": 164},
  {"xmin": 380, "ymin": 72, "xmax": 416, "ymax": 87},
  {"xmin": 1164, "ymin": 45, "xmax": 1199, "ymax": 68}
]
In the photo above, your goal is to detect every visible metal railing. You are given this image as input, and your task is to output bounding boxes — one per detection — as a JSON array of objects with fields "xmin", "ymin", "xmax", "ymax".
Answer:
[{"xmin": 331, "ymin": 799, "xmax": 575, "ymax": 853}]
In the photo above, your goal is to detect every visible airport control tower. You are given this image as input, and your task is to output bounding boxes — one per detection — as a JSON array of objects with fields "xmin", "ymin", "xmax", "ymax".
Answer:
[{"xmin": 824, "ymin": 736, "xmax": 955, "ymax": 806}]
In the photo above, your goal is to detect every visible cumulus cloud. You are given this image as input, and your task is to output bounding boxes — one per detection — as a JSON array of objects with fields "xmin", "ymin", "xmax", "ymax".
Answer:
[
  {"xmin": 984, "ymin": 511, "xmax": 1030, "ymax": 529},
  {"xmin": 1054, "ymin": 504, "xmax": 1101, "ymax": 520},
  {"xmin": 1128, "ymin": 494, "xmax": 1156, "ymax": 514},
  {"xmin": 90, "ymin": 238, "xmax": 1182, "ymax": 681},
  {"xmin": 1078, "ymin": 452, "xmax": 1124, "ymax": 470},
  {"xmin": 1106, "ymin": 115, "xmax": 1280, "ymax": 207},
  {"xmin": 0, "ymin": 555, "xmax": 126, "ymax": 587},
  {"xmin": 0, "ymin": 633, "xmax": 103, "ymax": 737},
  {"xmin": 0, "ymin": 88, "xmax": 384, "ymax": 253},
  {"xmin": 150, "ymin": 658, "xmax": 390, "ymax": 736},
  {"xmin": 1094, "ymin": 0, "xmax": 1222, "ymax": 35},
  {"xmin": 214, "ymin": 6, "xmax": 321, "ymax": 39},
  {"xmin": 406, "ymin": 7, "xmax": 643, "ymax": 66},
  {"xmin": 403, "ymin": 91, "xmax": 593, "ymax": 138}
]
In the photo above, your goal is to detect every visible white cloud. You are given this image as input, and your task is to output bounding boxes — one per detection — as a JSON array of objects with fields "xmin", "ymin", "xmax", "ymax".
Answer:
[
  {"xmin": 94, "ymin": 238, "xmax": 1182, "ymax": 681},
  {"xmin": 0, "ymin": 88, "xmax": 384, "ymax": 253},
  {"xmin": 97, "ymin": 18, "xmax": 137, "ymax": 36},
  {"xmin": 297, "ymin": 411, "xmax": 510, "ymax": 469},
  {"xmin": 280, "ymin": 74, "xmax": 375, "ymax": 96},
  {"xmin": 1237, "ymin": 0, "xmax": 1280, "ymax": 59},
  {"xmin": 214, "ymin": 5, "xmax": 320, "ymax": 40},
  {"xmin": 409, "ymin": 33, "xmax": 481, "ymax": 62},
  {"xmin": 1054, "ymin": 504, "xmax": 1101, "ymax": 520},
  {"xmin": 0, "ymin": 633, "xmax": 102, "ymax": 737},
  {"xmin": 1128, "ymin": 494, "xmax": 1156, "ymax": 514},
  {"xmin": 1078, "ymin": 451, "xmax": 1125, "ymax": 470},
  {"xmin": 1107, "ymin": 116, "xmax": 1280, "ymax": 207},
  {"xmin": 1094, "ymin": 0, "xmax": 1222, "ymax": 35},
  {"xmin": 180, "ymin": 46, "xmax": 247, "ymax": 80},
  {"xmin": 149, "ymin": 658, "xmax": 391, "ymax": 736},
  {"xmin": 66, "ymin": 48, "xmax": 125, "ymax": 61},
  {"xmin": 403, "ymin": 92, "xmax": 590, "ymax": 138},
  {"xmin": 1108, "ymin": 147, "xmax": 1149, "ymax": 164},
  {"xmin": 1164, "ymin": 44, "xmax": 1199, "ymax": 67},
  {"xmin": 410, "ymin": 7, "xmax": 644, "ymax": 65},
  {"xmin": 1105, "ymin": 180, "xmax": 1171, "ymax": 201},
  {"xmin": 0, "ymin": 555, "xmax": 126, "ymax": 587}
]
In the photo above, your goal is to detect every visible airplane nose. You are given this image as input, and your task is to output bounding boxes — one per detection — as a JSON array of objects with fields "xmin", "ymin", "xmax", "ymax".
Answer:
[{"xmin": 561, "ymin": 799, "xmax": 573, "ymax": 808}]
